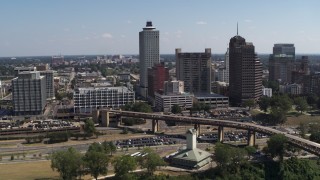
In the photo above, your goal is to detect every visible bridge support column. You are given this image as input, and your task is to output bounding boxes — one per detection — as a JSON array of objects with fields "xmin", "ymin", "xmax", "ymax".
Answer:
[
  {"xmin": 194, "ymin": 124, "xmax": 200, "ymax": 136},
  {"xmin": 247, "ymin": 130, "xmax": 256, "ymax": 146},
  {"xmin": 218, "ymin": 126, "xmax": 224, "ymax": 142},
  {"xmin": 101, "ymin": 111, "xmax": 110, "ymax": 127},
  {"xmin": 152, "ymin": 120, "xmax": 159, "ymax": 133}
]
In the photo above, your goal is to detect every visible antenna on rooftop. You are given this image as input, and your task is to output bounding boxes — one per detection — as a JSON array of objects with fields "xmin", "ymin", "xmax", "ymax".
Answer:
[{"xmin": 237, "ymin": 22, "xmax": 238, "ymax": 36}]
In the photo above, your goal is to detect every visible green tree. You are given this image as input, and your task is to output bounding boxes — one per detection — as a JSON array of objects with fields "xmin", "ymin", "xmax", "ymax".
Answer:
[
  {"xmin": 138, "ymin": 148, "xmax": 166, "ymax": 175},
  {"xmin": 307, "ymin": 93, "xmax": 319, "ymax": 108},
  {"xmin": 299, "ymin": 122, "xmax": 308, "ymax": 138},
  {"xmin": 84, "ymin": 118, "xmax": 96, "ymax": 137},
  {"xmin": 113, "ymin": 155, "xmax": 137, "ymax": 179},
  {"xmin": 84, "ymin": 151, "xmax": 109, "ymax": 180},
  {"xmin": 123, "ymin": 102, "xmax": 152, "ymax": 113},
  {"xmin": 102, "ymin": 141, "xmax": 116, "ymax": 156},
  {"xmin": 270, "ymin": 94, "xmax": 293, "ymax": 113},
  {"xmin": 51, "ymin": 147, "xmax": 83, "ymax": 180},
  {"xmin": 258, "ymin": 96, "xmax": 270, "ymax": 112},
  {"xmin": 171, "ymin": 104, "xmax": 182, "ymax": 114},
  {"xmin": 310, "ymin": 132, "xmax": 320, "ymax": 143},
  {"xmin": 269, "ymin": 107, "xmax": 287, "ymax": 125},
  {"xmin": 244, "ymin": 146, "xmax": 257, "ymax": 159},
  {"xmin": 294, "ymin": 97, "xmax": 308, "ymax": 114},
  {"xmin": 280, "ymin": 157, "xmax": 320, "ymax": 180},
  {"xmin": 242, "ymin": 99, "xmax": 255, "ymax": 110},
  {"xmin": 266, "ymin": 134, "xmax": 288, "ymax": 161}
]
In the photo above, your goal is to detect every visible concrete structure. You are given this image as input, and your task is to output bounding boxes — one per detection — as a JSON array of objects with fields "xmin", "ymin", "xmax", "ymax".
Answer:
[
  {"xmin": 39, "ymin": 70, "xmax": 55, "ymax": 99},
  {"xmin": 52, "ymin": 56, "xmax": 64, "ymax": 67},
  {"xmin": 14, "ymin": 66, "xmax": 36, "ymax": 76},
  {"xmin": 118, "ymin": 72, "xmax": 131, "ymax": 81},
  {"xmin": 176, "ymin": 48, "xmax": 212, "ymax": 94},
  {"xmin": 164, "ymin": 80, "xmax": 184, "ymax": 95},
  {"xmin": 262, "ymin": 87, "xmax": 272, "ymax": 97},
  {"xmin": 154, "ymin": 92, "xmax": 193, "ymax": 112},
  {"xmin": 229, "ymin": 32, "xmax": 262, "ymax": 106},
  {"xmin": 171, "ymin": 128, "xmax": 212, "ymax": 169},
  {"xmin": 194, "ymin": 93, "xmax": 229, "ymax": 108},
  {"xmin": 139, "ymin": 21, "xmax": 160, "ymax": 98},
  {"xmin": 105, "ymin": 110, "xmax": 320, "ymax": 156},
  {"xmin": 304, "ymin": 73, "xmax": 320, "ymax": 96},
  {"xmin": 12, "ymin": 71, "xmax": 47, "ymax": 115},
  {"xmin": 279, "ymin": 83, "xmax": 303, "ymax": 95},
  {"xmin": 211, "ymin": 81, "xmax": 229, "ymax": 96},
  {"xmin": 73, "ymin": 86, "xmax": 135, "ymax": 113},
  {"xmin": 217, "ymin": 48, "xmax": 230, "ymax": 83},
  {"xmin": 147, "ymin": 63, "xmax": 169, "ymax": 98}
]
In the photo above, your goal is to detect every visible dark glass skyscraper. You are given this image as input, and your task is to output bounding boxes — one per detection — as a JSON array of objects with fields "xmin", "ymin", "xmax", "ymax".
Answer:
[{"xmin": 229, "ymin": 34, "xmax": 262, "ymax": 106}]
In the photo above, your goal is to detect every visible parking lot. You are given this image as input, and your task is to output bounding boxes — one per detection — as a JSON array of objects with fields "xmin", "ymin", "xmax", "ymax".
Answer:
[{"xmin": 114, "ymin": 135, "xmax": 186, "ymax": 148}]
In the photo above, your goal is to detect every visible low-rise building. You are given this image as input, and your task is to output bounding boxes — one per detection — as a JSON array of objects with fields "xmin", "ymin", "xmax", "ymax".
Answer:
[
  {"xmin": 262, "ymin": 87, "xmax": 272, "ymax": 97},
  {"xmin": 171, "ymin": 128, "xmax": 212, "ymax": 169},
  {"xmin": 154, "ymin": 92, "xmax": 193, "ymax": 112},
  {"xmin": 73, "ymin": 86, "xmax": 135, "ymax": 113},
  {"xmin": 279, "ymin": 83, "xmax": 303, "ymax": 95},
  {"xmin": 194, "ymin": 93, "xmax": 229, "ymax": 108}
]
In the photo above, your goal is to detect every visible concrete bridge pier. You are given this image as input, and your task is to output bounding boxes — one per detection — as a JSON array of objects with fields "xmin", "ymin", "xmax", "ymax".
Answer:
[
  {"xmin": 247, "ymin": 130, "xmax": 256, "ymax": 146},
  {"xmin": 102, "ymin": 111, "xmax": 110, "ymax": 127},
  {"xmin": 194, "ymin": 124, "xmax": 200, "ymax": 136},
  {"xmin": 218, "ymin": 126, "xmax": 224, "ymax": 142},
  {"xmin": 152, "ymin": 119, "xmax": 159, "ymax": 133}
]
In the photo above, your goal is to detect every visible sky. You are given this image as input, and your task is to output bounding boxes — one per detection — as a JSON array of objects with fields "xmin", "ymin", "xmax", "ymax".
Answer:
[{"xmin": 0, "ymin": 0, "xmax": 320, "ymax": 57}]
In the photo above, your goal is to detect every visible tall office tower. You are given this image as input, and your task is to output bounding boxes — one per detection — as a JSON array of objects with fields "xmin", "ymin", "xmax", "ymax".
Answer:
[
  {"xmin": 147, "ymin": 62, "xmax": 169, "ymax": 98},
  {"xmin": 273, "ymin": 44, "xmax": 295, "ymax": 57},
  {"xmin": 269, "ymin": 44, "xmax": 295, "ymax": 83},
  {"xmin": 217, "ymin": 48, "xmax": 230, "ymax": 83},
  {"xmin": 176, "ymin": 48, "xmax": 212, "ymax": 94},
  {"xmin": 12, "ymin": 71, "xmax": 46, "ymax": 115},
  {"xmin": 139, "ymin": 21, "xmax": 160, "ymax": 98},
  {"xmin": 39, "ymin": 70, "xmax": 55, "ymax": 99},
  {"xmin": 229, "ymin": 32, "xmax": 262, "ymax": 106}
]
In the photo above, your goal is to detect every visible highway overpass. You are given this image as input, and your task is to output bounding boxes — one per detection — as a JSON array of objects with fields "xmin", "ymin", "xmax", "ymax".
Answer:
[{"xmin": 100, "ymin": 109, "xmax": 320, "ymax": 156}]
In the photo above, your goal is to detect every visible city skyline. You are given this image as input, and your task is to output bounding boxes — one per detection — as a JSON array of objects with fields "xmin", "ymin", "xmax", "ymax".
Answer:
[{"xmin": 1, "ymin": 0, "xmax": 320, "ymax": 56}]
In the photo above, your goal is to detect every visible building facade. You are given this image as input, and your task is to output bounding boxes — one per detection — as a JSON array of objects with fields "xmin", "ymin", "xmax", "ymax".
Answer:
[
  {"xmin": 262, "ymin": 87, "xmax": 272, "ymax": 97},
  {"xmin": 217, "ymin": 48, "xmax": 230, "ymax": 83},
  {"xmin": 194, "ymin": 94, "xmax": 229, "ymax": 108},
  {"xmin": 39, "ymin": 70, "xmax": 55, "ymax": 99},
  {"xmin": 229, "ymin": 35, "xmax": 262, "ymax": 106},
  {"xmin": 73, "ymin": 86, "xmax": 135, "ymax": 113},
  {"xmin": 164, "ymin": 80, "xmax": 184, "ymax": 95},
  {"xmin": 154, "ymin": 92, "xmax": 193, "ymax": 112},
  {"xmin": 12, "ymin": 71, "xmax": 47, "ymax": 115},
  {"xmin": 147, "ymin": 63, "xmax": 169, "ymax": 98},
  {"xmin": 139, "ymin": 21, "xmax": 160, "ymax": 98},
  {"xmin": 176, "ymin": 48, "xmax": 211, "ymax": 94}
]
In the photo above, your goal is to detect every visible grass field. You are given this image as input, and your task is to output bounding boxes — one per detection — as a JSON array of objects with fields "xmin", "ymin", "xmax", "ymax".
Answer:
[{"xmin": 0, "ymin": 161, "xmax": 60, "ymax": 180}]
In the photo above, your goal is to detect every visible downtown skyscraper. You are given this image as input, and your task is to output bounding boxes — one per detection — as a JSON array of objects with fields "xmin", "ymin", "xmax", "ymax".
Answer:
[
  {"xmin": 229, "ymin": 32, "xmax": 262, "ymax": 106},
  {"xmin": 269, "ymin": 44, "xmax": 295, "ymax": 84},
  {"xmin": 139, "ymin": 21, "xmax": 160, "ymax": 98}
]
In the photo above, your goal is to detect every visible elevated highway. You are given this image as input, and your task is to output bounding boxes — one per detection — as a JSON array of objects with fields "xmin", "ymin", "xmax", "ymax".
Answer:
[{"xmin": 102, "ymin": 109, "xmax": 320, "ymax": 156}]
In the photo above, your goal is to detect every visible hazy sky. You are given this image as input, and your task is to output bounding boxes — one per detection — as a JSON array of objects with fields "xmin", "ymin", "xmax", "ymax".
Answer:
[{"xmin": 1, "ymin": 0, "xmax": 320, "ymax": 56}]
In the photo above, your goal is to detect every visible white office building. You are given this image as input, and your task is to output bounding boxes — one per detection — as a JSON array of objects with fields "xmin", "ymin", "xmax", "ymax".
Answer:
[
  {"xmin": 139, "ymin": 21, "xmax": 160, "ymax": 98},
  {"xmin": 155, "ymin": 92, "xmax": 193, "ymax": 112},
  {"xmin": 73, "ymin": 86, "xmax": 135, "ymax": 113},
  {"xmin": 262, "ymin": 87, "xmax": 272, "ymax": 97},
  {"xmin": 217, "ymin": 48, "xmax": 229, "ymax": 83},
  {"xmin": 40, "ymin": 70, "xmax": 55, "ymax": 99},
  {"xmin": 164, "ymin": 80, "xmax": 184, "ymax": 95}
]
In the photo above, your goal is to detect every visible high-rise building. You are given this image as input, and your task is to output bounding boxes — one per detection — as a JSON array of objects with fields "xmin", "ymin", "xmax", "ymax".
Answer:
[
  {"xmin": 39, "ymin": 70, "xmax": 55, "ymax": 99},
  {"xmin": 139, "ymin": 21, "xmax": 160, "ymax": 98},
  {"xmin": 147, "ymin": 63, "xmax": 169, "ymax": 98},
  {"xmin": 217, "ymin": 49, "xmax": 230, "ymax": 83},
  {"xmin": 229, "ymin": 32, "xmax": 262, "ymax": 106},
  {"xmin": 269, "ymin": 44, "xmax": 295, "ymax": 83},
  {"xmin": 176, "ymin": 48, "xmax": 211, "ymax": 94},
  {"xmin": 12, "ymin": 71, "xmax": 47, "ymax": 115}
]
